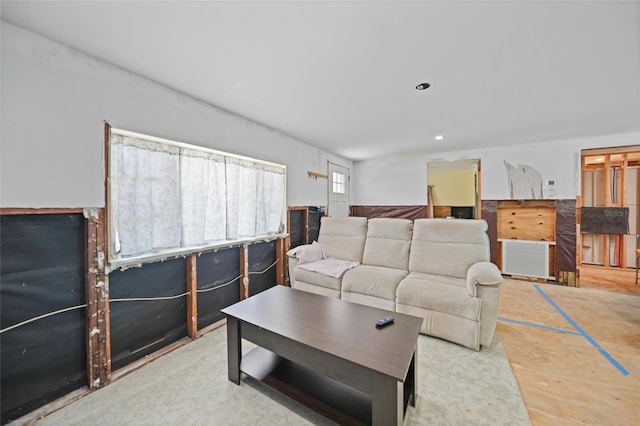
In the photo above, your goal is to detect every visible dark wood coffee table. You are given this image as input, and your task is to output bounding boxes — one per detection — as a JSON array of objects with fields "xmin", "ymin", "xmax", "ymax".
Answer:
[{"xmin": 221, "ymin": 285, "xmax": 423, "ymax": 425}]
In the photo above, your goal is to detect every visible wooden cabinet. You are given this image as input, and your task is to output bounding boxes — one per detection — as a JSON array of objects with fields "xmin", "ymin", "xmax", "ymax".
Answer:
[
  {"xmin": 497, "ymin": 200, "xmax": 556, "ymax": 279},
  {"xmin": 497, "ymin": 201, "xmax": 556, "ymax": 242},
  {"xmin": 433, "ymin": 206, "xmax": 451, "ymax": 218}
]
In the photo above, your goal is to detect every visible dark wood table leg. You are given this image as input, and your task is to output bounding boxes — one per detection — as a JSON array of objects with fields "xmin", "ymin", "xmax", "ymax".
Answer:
[
  {"xmin": 373, "ymin": 374, "xmax": 402, "ymax": 426},
  {"xmin": 410, "ymin": 346, "xmax": 417, "ymax": 407},
  {"xmin": 226, "ymin": 317, "xmax": 241, "ymax": 384}
]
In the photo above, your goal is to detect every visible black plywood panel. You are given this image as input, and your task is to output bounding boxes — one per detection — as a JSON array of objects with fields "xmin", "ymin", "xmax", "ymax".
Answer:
[
  {"xmin": 481, "ymin": 200, "xmax": 499, "ymax": 265},
  {"xmin": 308, "ymin": 211, "xmax": 322, "ymax": 243},
  {"xmin": 580, "ymin": 207, "xmax": 629, "ymax": 234},
  {"xmin": 109, "ymin": 258, "xmax": 186, "ymax": 371},
  {"xmin": 196, "ymin": 248, "xmax": 241, "ymax": 329},
  {"xmin": 289, "ymin": 210, "xmax": 305, "ymax": 249},
  {"xmin": 248, "ymin": 241, "xmax": 277, "ymax": 296},
  {"xmin": 0, "ymin": 214, "xmax": 85, "ymax": 424},
  {"xmin": 557, "ymin": 200, "xmax": 577, "ymax": 274},
  {"xmin": 350, "ymin": 205, "xmax": 428, "ymax": 220}
]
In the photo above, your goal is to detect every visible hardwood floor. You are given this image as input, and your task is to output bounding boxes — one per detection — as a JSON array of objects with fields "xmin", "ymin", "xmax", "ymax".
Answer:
[
  {"xmin": 498, "ymin": 278, "xmax": 640, "ymax": 425},
  {"xmin": 579, "ymin": 265, "xmax": 640, "ymax": 296}
]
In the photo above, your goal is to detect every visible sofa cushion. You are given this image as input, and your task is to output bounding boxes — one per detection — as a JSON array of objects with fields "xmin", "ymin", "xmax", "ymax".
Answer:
[
  {"xmin": 297, "ymin": 258, "xmax": 359, "ymax": 278},
  {"xmin": 395, "ymin": 304, "xmax": 480, "ymax": 350},
  {"xmin": 318, "ymin": 217, "xmax": 368, "ymax": 262},
  {"xmin": 403, "ymin": 271, "xmax": 467, "ymax": 289},
  {"xmin": 396, "ymin": 272, "xmax": 481, "ymax": 321},
  {"xmin": 362, "ymin": 218, "xmax": 413, "ymax": 270},
  {"xmin": 409, "ymin": 219, "xmax": 490, "ymax": 278},
  {"xmin": 342, "ymin": 265, "xmax": 409, "ymax": 301},
  {"xmin": 342, "ymin": 292, "xmax": 395, "ymax": 311},
  {"xmin": 293, "ymin": 281, "xmax": 341, "ymax": 299},
  {"xmin": 294, "ymin": 267, "xmax": 343, "ymax": 291}
]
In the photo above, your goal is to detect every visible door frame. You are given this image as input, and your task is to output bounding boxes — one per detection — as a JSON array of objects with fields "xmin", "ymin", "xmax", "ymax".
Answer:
[{"xmin": 426, "ymin": 159, "xmax": 481, "ymax": 219}]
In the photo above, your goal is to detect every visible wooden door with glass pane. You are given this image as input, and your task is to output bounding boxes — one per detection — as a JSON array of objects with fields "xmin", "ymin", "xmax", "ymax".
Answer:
[{"xmin": 327, "ymin": 162, "xmax": 349, "ymax": 217}]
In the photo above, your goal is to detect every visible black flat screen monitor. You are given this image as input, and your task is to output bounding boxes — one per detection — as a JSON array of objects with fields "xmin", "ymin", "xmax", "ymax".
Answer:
[
  {"xmin": 580, "ymin": 207, "xmax": 629, "ymax": 234},
  {"xmin": 451, "ymin": 206, "xmax": 474, "ymax": 219}
]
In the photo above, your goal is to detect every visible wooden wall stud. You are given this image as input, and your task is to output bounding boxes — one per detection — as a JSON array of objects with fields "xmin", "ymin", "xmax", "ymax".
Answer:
[
  {"xmin": 276, "ymin": 238, "xmax": 285, "ymax": 285},
  {"xmin": 84, "ymin": 208, "xmax": 111, "ymax": 389},
  {"xmin": 186, "ymin": 255, "xmax": 198, "ymax": 338},
  {"xmin": 240, "ymin": 244, "xmax": 249, "ymax": 299}
]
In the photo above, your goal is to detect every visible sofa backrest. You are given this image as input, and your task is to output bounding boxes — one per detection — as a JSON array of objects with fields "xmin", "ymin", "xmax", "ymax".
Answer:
[
  {"xmin": 318, "ymin": 216, "xmax": 368, "ymax": 262},
  {"xmin": 409, "ymin": 218, "xmax": 490, "ymax": 278},
  {"xmin": 363, "ymin": 218, "xmax": 413, "ymax": 270}
]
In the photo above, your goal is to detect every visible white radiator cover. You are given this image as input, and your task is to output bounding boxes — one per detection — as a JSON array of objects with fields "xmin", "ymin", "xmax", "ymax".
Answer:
[{"xmin": 501, "ymin": 239, "xmax": 550, "ymax": 279}]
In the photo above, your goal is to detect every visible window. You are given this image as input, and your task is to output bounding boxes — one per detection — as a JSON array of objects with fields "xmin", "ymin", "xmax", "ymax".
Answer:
[
  {"xmin": 332, "ymin": 172, "xmax": 346, "ymax": 194},
  {"xmin": 109, "ymin": 128, "xmax": 286, "ymax": 263}
]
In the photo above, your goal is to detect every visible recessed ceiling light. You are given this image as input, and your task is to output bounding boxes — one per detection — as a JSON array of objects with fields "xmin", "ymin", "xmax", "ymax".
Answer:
[
  {"xmin": 416, "ymin": 82, "xmax": 430, "ymax": 90},
  {"xmin": 435, "ymin": 135, "xmax": 444, "ymax": 141}
]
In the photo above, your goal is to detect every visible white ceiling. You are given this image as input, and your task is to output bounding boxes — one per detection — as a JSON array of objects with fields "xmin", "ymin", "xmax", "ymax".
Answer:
[{"xmin": 2, "ymin": 1, "xmax": 640, "ymax": 161}]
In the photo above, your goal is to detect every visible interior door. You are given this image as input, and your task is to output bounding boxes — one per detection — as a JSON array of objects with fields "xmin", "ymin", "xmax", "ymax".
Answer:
[{"xmin": 327, "ymin": 162, "xmax": 350, "ymax": 217}]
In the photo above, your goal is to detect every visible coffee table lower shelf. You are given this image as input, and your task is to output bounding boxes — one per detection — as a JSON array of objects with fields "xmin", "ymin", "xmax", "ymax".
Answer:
[{"xmin": 241, "ymin": 346, "xmax": 372, "ymax": 425}]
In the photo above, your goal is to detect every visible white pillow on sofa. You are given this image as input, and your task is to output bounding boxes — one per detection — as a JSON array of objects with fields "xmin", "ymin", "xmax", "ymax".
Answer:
[{"xmin": 292, "ymin": 241, "xmax": 326, "ymax": 265}]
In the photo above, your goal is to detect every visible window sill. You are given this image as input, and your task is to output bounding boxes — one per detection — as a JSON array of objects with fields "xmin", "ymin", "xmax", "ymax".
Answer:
[{"xmin": 106, "ymin": 233, "xmax": 288, "ymax": 273}]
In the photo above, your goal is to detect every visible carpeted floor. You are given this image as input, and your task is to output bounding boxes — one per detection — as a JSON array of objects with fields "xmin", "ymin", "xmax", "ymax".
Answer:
[{"xmin": 34, "ymin": 326, "xmax": 530, "ymax": 425}]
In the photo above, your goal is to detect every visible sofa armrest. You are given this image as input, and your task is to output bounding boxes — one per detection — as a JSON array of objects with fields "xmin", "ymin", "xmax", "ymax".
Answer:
[
  {"xmin": 286, "ymin": 251, "xmax": 299, "ymax": 287},
  {"xmin": 286, "ymin": 247, "xmax": 300, "ymax": 259},
  {"xmin": 466, "ymin": 261, "xmax": 503, "ymax": 297},
  {"xmin": 288, "ymin": 242, "xmax": 325, "ymax": 286},
  {"xmin": 287, "ymin": 242, "xmax": 325, "ymax": 263},
  {"xmin": 287, "ymin": 252, "xmax": 299, "ymax": 267}
]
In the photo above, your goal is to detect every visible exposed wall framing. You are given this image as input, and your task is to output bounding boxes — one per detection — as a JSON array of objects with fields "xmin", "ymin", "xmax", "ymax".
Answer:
[
  {"xmin": 286, "ymin": 206, "xmax": 323, "ymax": 285},
  {"xmin": 287, "ymin": 206, "xmax": 323, "ymax": 249},
  {"xmin": 1, "ymin": 209, "xmax": 286, "ymax": 424},
  {"xmin": 579, "ymin": 146, "xmax": 640, "ymax": 286}
]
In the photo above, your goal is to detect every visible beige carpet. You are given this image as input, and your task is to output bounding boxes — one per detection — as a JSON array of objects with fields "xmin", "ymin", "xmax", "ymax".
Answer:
[{"xmin": 33, "ymin": 326, "xmax": 530, "ymax": 425}]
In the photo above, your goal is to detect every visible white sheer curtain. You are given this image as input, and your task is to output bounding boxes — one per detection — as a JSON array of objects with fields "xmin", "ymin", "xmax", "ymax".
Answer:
[
  {"xmin": 110, "ymin": 130, "xmax": 286, "ymax": 260},
  {"xmin": 226, "ymin": 158, "xmax": 258, "ymax": 239},
  {"xmin": 256, "ymin": 168, "xmax": 286, "ymax": 235},
  {"xmin": 111, "ymin": 134, "xmax": 181, "ymax": 257},
  {"xmin": 180, "ymin": 149, "xmax": 226, "ymax": 246},
  {"xmin": 225, "ymin": 159, "xmax": 286, "ymax": 239}
]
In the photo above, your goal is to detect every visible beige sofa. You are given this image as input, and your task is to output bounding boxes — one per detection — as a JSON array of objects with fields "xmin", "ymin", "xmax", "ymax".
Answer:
[{"xmin": 287, "ymin": 216, "xmax": 503, "ymax": 350}]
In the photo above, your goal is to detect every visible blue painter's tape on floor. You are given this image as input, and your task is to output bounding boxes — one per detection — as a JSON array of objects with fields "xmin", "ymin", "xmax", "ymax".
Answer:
[
  {"xmin": 534, "ymin": 284, "xmax": 630, "ymax": 376},
  {"xmin": 498, "ymin": 316, "xmax": 582, "ymax": 335}
]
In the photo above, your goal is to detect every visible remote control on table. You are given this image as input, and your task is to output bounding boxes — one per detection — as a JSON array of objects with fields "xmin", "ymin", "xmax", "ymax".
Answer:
[{"xmin": 375, "ymin": 316, "xmax": 394, "ymax": 327}]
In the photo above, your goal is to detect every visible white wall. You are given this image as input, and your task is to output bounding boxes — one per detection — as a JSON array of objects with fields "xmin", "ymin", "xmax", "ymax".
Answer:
[
  {"xmin": 353, "ymin": 132, "xmax": 640, "ymax": 205},
  {"xmin": 353, "ymin": 155, "xmax": 428, "ymax": 205},
  {"xmin": 0, "ymin": 22, "xmax": 350, "ymax": 208},
  {"xmin": 5, "ymin": 22, "xmax": 637, "ymax": 210}
]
